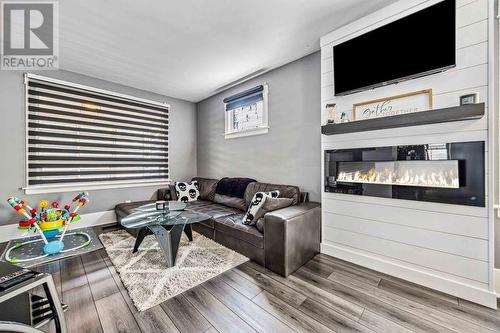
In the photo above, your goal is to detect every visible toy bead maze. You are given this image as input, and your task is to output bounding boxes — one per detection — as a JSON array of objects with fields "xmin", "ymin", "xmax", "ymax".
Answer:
[{"xmin": 5, "ymin": 192, "xmax": 91, "ymax": 263}]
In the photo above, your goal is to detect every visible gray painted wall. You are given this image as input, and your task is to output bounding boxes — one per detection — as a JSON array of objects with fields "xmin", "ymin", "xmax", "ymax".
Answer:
[
  {"xmin": 196, "ymin": 52, "xmax": 321, "ymax": 202},
  {"xmin": 0, "ymin": 70, "xmax": 197, "ymax": 225}
]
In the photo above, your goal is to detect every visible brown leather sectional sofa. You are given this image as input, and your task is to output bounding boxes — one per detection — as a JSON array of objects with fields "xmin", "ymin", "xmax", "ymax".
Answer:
[{"xmin": 115, "ymin": 177, "xmax": 321, "ymax": 277}]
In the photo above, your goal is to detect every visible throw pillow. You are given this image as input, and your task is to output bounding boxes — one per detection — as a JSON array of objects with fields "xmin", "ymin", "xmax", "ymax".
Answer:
[
  {"xmin": 254, "ymin": 197, "xmax": 294, "ymax": 225},
  {"xmin": 242, "ymin": 190, "xmax": 279, "ymax": 225},
  {"xmin": 196, "ymin": 178, "xmax": 219, "ymax": 201},
  {"xmin": 254, "ymin": 197, "xmax": 294, "ymax": 233},
  {"xmin": 175, "ymin": 181, "xmax": 200, "ymax": 202}
]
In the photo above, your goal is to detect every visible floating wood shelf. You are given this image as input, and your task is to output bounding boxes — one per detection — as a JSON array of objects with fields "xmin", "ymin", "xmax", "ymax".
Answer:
[{"xmin": 321, "ymin": 103, "xmax": 485, "ymax": 135}]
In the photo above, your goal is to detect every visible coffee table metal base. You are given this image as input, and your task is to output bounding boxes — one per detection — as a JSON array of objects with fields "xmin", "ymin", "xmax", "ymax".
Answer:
[{"xmin": 132, "ymin": 224, "xmax": 193, "ymax": 267}]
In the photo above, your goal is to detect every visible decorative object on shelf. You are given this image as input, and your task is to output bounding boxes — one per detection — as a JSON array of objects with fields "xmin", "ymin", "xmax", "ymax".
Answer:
[
  {"xmin": 340, "ymin": 111, "xmax": 349, "ymax": 123},
  {"xmin": 353, "ymin": 89, "xmax": 433, "ymax": 121},
  {"xmin": 460, "ymin": 93, "xmax": 478, "ymax": 105},
  {"xmin": 5, "ymin": 192, "xmax": 91, "ymax": 263},
  {"xmin": 326, "ymin": 103, "xmax": 350, "ymax": 124},
  {"xmin": 325, "ymin": 103, "xmax": 336, "ymax": 124}
]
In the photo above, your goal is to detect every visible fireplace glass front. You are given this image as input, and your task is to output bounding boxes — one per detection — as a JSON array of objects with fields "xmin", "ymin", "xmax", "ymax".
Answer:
[{"xmin": 324, "ymin": 141, "xmax": 484, "ymax": 207}]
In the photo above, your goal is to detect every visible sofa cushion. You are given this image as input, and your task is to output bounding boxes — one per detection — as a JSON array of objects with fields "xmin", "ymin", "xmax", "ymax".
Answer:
[
  {"xmin": 186, "ymin": 202, "xmax": 241, "ymax": 218},
  {"xmin": 244, "ymin": 182, "xmax": 300, "ymax": 207},
  {"xmin": 213, "ymin": 194, "xmax": 246, "ymax": 211},
  {"xmin": 192, "ymin": 177, "xmax": 219, "ymax": 201},
  {"xmin": 185, "ymin": 199, "xmax": 215, "ymax": 210},
  {"xmin": 214, "ymin": 214, "xmax": 264, "ymax": 248},
  {"xmin": 185, "ymin": 200, "xmax": 218, "ymax": 228},
  {"xmin": 115, "ymin": 200, "xmax": 155, "ymax": 218},
  {"xmin": 185, "ymin": 201, "xmax": 242, "ymax": 228}
]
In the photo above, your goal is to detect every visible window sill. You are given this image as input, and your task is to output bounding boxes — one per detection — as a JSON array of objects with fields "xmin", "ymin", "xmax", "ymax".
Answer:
[
  {"xmin": 23, "ymin": 180, "xmax": 171, "ymax": 194},
  {"xmin": 225, "ymin": 127, "xmax": 269, "ymax": 139}
]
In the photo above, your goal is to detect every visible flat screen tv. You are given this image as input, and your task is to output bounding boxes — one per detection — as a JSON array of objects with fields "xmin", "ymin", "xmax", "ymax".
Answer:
[{"xmin": 333, "ymin": 0, "xmax": 456, "ymax": 96}]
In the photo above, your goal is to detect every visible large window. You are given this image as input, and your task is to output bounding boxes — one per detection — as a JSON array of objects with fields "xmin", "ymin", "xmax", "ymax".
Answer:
[
  {"xmin": 24, "ymin": 74, "xmax": 169, "ymax": 194},
  {"xmin": 224, "ymin": 84, "xmax": 268, "ymax": 139}
]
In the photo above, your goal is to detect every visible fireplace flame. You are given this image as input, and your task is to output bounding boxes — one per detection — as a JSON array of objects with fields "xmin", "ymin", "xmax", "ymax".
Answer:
[{"xmin": 337, "ymin": 162, "xmax": 459, "ymax": 189}]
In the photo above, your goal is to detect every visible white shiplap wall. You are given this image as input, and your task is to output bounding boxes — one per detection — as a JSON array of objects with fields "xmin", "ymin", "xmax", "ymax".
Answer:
[{"xmin": 320, "ymin": 0, "xmax": 497, "ymax": 308}]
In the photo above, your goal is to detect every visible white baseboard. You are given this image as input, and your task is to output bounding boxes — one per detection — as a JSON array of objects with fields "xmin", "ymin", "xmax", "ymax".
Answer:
[
  {"xmin": 0, "ymin": 210, "xmax": 116, "ymax": 243},
  {"xmin": 321, "ymin": 243, "xmax": 498, "ymax": 309}
]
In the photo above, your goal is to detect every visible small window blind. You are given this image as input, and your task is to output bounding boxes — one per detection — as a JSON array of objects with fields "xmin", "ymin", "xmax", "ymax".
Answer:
[
  {"xmin": 25, "ymin": 74, "xmax": 169, "ymax": 192},
  {"xmin": 223, "ymin": 85, "xmax": 264, "ymax": 110}
]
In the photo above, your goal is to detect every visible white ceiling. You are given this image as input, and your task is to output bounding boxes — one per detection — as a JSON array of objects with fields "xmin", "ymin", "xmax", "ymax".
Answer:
[{"xmin": 59, "ymin": 0, "xmax": 397, "ymax": 102}]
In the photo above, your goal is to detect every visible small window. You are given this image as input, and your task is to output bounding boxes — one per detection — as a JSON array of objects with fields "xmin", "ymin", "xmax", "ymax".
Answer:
[{"xmin": 224, "ymin": 84, "xmax": 268, "ymax": 139}]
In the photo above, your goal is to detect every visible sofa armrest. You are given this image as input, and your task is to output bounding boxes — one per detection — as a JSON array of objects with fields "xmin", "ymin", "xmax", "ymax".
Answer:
[{"xmin": 263, "ymin": 202, "xmax": 321, "ymax": 276}]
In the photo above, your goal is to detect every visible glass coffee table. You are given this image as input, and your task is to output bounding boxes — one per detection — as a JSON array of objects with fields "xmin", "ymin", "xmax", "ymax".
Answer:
[{"xmin": 120, "ymin": 202, "xmax": 211, "ymax": 267}]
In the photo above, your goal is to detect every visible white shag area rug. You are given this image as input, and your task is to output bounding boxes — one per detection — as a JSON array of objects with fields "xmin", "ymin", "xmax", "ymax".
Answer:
[{"xmin": 99, "ymin": 229, "xmax": 249, "ymax": 311}]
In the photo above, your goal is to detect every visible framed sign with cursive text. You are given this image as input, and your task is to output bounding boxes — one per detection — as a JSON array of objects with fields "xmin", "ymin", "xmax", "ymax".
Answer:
[{"xmin": 353, "ymin": 89, "xmax": 433, "ymax": 121}]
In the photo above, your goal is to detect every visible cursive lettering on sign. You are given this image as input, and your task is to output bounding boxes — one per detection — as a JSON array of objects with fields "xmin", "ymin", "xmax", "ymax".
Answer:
[
  {"xmin": 362, "ymin": 100, "xmax": 419, "ymax": 118},
  {"xmin": 362, "ymin": 100, "xmax": 392, "ymax": 118},
  {"xmin": 353, "ymin": 89, "xmax": 432, "ymax": 121}
]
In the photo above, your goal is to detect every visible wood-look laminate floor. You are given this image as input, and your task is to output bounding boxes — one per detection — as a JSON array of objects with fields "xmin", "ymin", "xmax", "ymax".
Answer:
[{"xmin": 18, "ymin": 227, "xmax": 500, "ymax": 333}]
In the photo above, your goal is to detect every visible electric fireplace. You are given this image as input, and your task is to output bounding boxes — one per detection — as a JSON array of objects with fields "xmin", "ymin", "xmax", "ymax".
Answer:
[{"xmin": 324, "ymin": 141, "xmax": 485, "ymax": 207}]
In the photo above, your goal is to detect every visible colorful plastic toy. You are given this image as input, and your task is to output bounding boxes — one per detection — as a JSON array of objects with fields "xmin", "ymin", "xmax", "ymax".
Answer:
[{"xmin": 5, "ymin": 192, "xmax": 91, "ymax": 263}]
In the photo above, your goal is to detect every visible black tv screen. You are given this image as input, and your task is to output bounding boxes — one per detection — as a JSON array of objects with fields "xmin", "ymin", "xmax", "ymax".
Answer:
[{"xmin": 333, "ymin": 0, "xmax": 456, "ymax": 96}]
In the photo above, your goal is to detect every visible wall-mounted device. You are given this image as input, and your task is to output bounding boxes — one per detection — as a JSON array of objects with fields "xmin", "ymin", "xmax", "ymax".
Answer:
[
  {"xmin": 460, "ymin": 93, "xmax": 478, "ymax": 105},
  {"xmin": 333, "ymin": 0, "xmax": 456, "ymax": 96}
]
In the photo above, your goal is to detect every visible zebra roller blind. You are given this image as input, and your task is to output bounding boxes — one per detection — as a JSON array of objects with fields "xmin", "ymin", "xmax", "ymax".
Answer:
[{"xmin": 25, "ymin": 74, "xmax": 169, "ymax": 192}]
